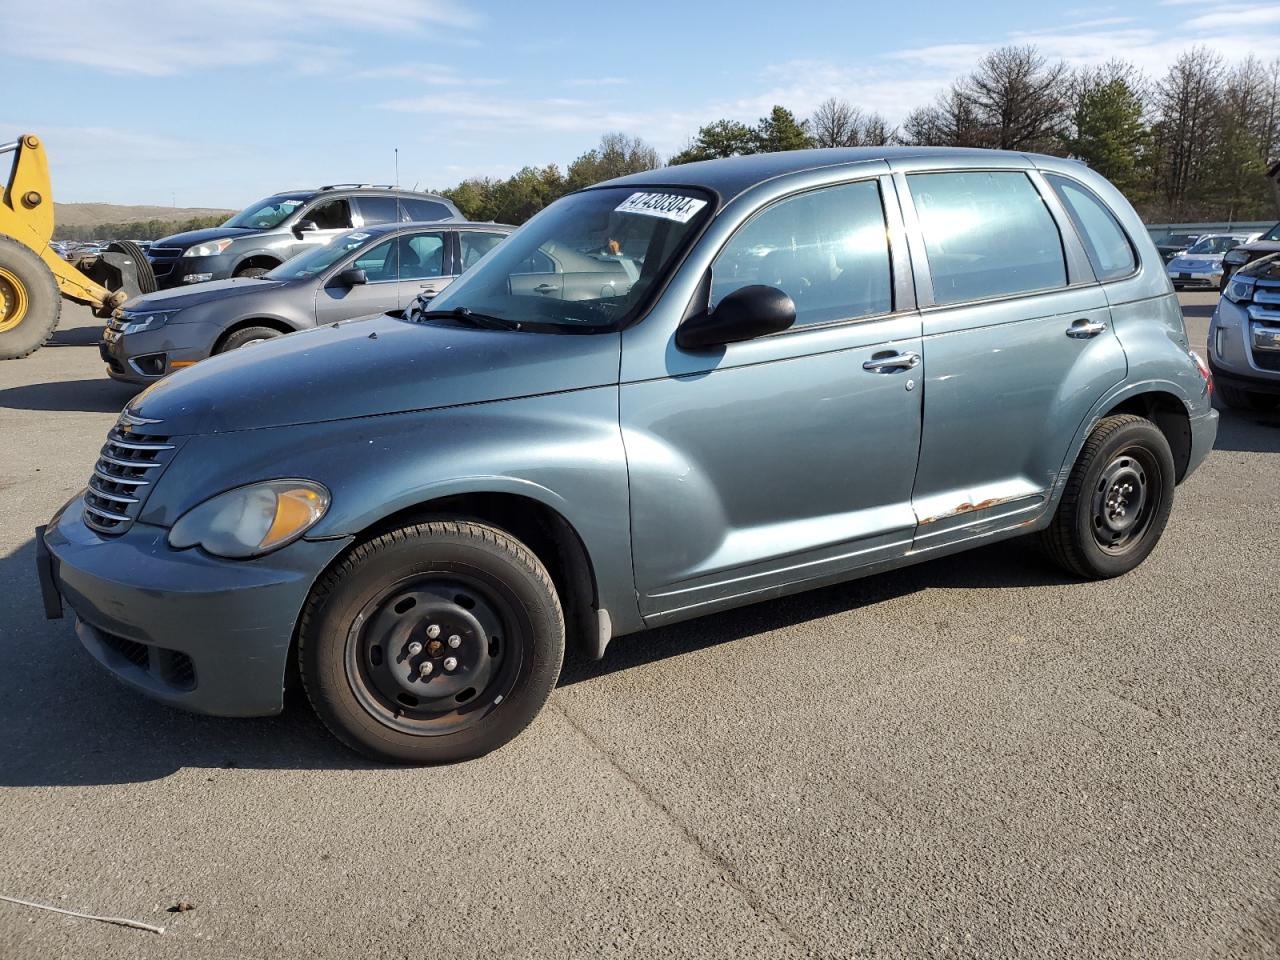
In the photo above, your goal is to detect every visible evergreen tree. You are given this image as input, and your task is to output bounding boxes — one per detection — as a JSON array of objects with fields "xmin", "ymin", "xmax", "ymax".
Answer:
[
  {"xmin": 1065, "ymin": 61, "xmax": 1150, "ymax": 199},
  {"xmin": 668, "ymin": 119, "xmax": 758, "ymax": 164},
  {"xmin": 753, "ymin": 105, "xmax": 814, "ymax": 153}
]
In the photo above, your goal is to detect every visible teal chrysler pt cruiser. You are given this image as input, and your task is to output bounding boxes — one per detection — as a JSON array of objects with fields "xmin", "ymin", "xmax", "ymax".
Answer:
[{"xmin": 37, "ymin": 147, "xmax": 1218, "ymax": 763}]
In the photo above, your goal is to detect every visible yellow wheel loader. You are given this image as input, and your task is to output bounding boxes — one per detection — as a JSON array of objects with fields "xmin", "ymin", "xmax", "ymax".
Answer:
[{"xmin": 0, "ymin": 133, "xmax": 156, "ymax": 359}]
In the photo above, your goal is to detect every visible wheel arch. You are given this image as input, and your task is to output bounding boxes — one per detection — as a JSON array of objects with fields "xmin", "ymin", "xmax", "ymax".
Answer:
[
  {"xmin": 315, "ymin": 489, "xmax": 602, "ymax": 661},
  {"xmin": 232, "ymin": 252, "xmax": 282, "ymax": 275},
  {"xmin": 213, "ymin": 315, "xmax": 300, "ymax": 352},
  {"xmin": 1100, "ymin": 389, "xmax": 1193, "ymax": 482}
]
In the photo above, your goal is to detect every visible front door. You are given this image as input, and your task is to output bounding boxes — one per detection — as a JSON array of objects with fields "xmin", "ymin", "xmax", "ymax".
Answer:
[
  {"xmin": 622, "ymin": 178, "xmax": 925, "ymax": 623},
  {"xmin": 287, "ymin": 197, "xmax": 355, "ymax": 259},
  {"xmin": 900, "ymin": 169, "xmax": 1128, "ymax": 550},
  {"xmin": 314, "ymin": 235, "xmax": 404, "ymax": 324}
]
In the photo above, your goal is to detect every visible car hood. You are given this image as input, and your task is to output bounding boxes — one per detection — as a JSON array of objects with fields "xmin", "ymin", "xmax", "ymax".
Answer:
[
  {"xmin": 1236, "ymin": 239, "xmax": 1280, "ymax": 253},
  {"xmin": 127, "ymin": 314, "xmax": 621, "ymax": 435},
  {"xmin": 123, "ymin": 277, "xmax": 288, "ymax": 312},
  {"xmin": 152, "ymin": 226, "xmax": 248, "ymax": 248}
]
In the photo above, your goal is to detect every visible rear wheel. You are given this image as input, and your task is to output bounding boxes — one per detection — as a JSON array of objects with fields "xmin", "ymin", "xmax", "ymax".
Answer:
[
  {"xmin": 1041, "ymin": 415, "xmax": 1175, "ymax": 580},
  {"xmin": 1217, "ymin": 383, "xmax": 1280, "ymax": 412},
  {"xmin": 0, "ymin": 235, "xmax": 60, "ymax": 360},
  {"xmin": 299, "ymin": 520, "xmax": 565, "ymax": 764},
  {"xmin": 216, "ymin": 325, "xmax": 281, "ymax": 352}
]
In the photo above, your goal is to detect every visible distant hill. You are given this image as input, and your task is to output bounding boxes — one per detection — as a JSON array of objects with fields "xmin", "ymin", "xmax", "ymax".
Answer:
[{"xmin": 54, "ymin": 202, "xmax": 234, "ymax": 229}]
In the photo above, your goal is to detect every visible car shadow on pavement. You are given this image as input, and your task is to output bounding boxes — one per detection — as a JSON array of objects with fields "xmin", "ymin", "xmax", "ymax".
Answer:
[
  {"xmin": 1211, "ymin": 401, "xmax": 1280, "ymax": 454},
  {"xmin": 0, "ymin": 378, "xmax": 138, "ymax": 414},
  {"xmin": 560, "ymin": 536, "xmax": 1069, "ymax": 687},
  {"xmin": 47, "ymin": 324, "xmax": 106, "ymax": 348},
  {"xmin": 1181, "ymin": 301, "xmax": 1217, "ymax": 320}
]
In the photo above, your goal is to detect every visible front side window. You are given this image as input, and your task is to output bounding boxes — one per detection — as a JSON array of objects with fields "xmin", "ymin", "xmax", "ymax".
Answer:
[
  {"xmin": 908, "ymin": 171, "xmax": 1066, "ymax": 305},
  {"xmin": 307, "ymin": 198, "xmax": 353, "ymax": 231},
  {"xmin": 426, "ymin": 186, "xmax": 712, "ymax": 331},
  {"xmin": 353, "ymin": 237, "xmax": 399, "ymax": 280},
  {"xmin": 358, "ymin": 196, "xmax": 402, "ymax": 225},
  {"xmin": 710, "ymin": 180, "xmax": 892, "ymax": 327},
  {"xmin": 1046, "ymin": 175, "xmax": 1136, "ymax": 281}
]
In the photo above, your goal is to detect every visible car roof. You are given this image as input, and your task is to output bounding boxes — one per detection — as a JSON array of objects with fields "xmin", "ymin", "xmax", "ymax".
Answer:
[
  {"xmin": 598, "ymin": 146, "xmax": 1063, "ymax": 203},
  {"xmin": 351, "ymin": 220, "xmax": 515, "ymax": 239}
]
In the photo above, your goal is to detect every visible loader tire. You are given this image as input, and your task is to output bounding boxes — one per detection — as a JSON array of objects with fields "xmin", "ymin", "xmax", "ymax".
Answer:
[
  {"xmin": 103, "ymin": 240, "xmax": 157, "ymax": 295},
  {"xmin": 0, "ymin": 235, "xmax": 61, "ymax": 360}
]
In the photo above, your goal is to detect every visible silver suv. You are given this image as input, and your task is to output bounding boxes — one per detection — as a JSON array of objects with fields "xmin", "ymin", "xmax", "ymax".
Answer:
[
  {"xmin": 1209, "ymin": 254, "xmax": 1280, "ymax": 410},
  {"xmin": 146, "ymin": 185, "xmax": 461, "ymax": 289}
]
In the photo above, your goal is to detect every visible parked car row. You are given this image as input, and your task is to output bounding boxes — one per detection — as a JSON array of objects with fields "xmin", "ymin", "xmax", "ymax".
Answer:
[
  {"xmin": 1166, "ymin": 233, "xmax": 1257, "ymax": 290},
  {"xmin": 41, "ymin": 147, "xmax": 1218, "ymax": 765}
]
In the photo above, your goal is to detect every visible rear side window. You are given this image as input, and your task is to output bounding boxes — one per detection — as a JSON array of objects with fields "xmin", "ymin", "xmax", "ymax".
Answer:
[
  {"xmin": 460, "ymin": 231, "xmax": 508, "ymax": 269},
  {"xmin": 711, "ymin": 179, "xmax": 892, "ymax": 328},
  {"xmin": 308, "ymin": 198, "xmax": 353, "ymax": 230},
  {"xmin": 401, "ymin": 198, "xmax": 453, "ymax": 222},
  {"xmin": 1045, "ymin": 175, "xmax": 1136, "ymax": 282},
  {"xmin": 907, "ymin": 171, "xmax": 1065, "ymax": 305},
  {"xmin": 358, "ymin": 196, "xmax": 401, "ymax": 225}
]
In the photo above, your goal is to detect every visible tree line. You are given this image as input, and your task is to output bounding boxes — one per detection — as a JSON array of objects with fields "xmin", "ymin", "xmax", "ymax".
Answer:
[
  {"xmin": 56, "ymin": 215, "xmax": 227, "ymax": 242},
  {"xmin": 439, "ymin": 45, "xmax": 1280, "ymax": 226}
]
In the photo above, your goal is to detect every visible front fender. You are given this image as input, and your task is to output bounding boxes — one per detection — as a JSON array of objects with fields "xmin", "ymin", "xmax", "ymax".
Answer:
[{"xmin": 140, "ymin": 388, "xmax": 642, "ymax": 635}]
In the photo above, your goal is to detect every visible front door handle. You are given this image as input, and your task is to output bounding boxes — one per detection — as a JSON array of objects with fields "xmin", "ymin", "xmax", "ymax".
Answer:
[
  {"xmin": 533, "ymin": 283, "xmax": 557, "ymax": 294},
  {"xmin": 862, "ymin": 351, "xmax": 920, "ymax": 372},
  {"xmin": 1066, "ymin": 318, "xmax": 1108, "ymax": 339}
]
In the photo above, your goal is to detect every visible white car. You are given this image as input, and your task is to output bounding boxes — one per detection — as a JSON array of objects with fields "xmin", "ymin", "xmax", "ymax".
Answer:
[{"xmin": 1167, "ymin": 234, "xmax": 1254, "ymax": 289}]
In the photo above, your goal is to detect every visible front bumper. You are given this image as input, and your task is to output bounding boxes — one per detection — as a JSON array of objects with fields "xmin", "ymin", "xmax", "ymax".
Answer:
[
  {"xmin": 148, "ymin": 252, "xmax": 238, "ymax": 290},
  {"xmin": 39, "ymin": 493, "xmax": 353, "ymax": 716},
  {"xmin": 1208, "ymin": 297, "xmax": 1280, "ymax": 392},
  {"xmin": 1167, "ymin": 264, "xmax": 1221, "ymax": 287},
  {"xmin": 99, "ymin": 320, "xmax": 222, "ymax": 384}
]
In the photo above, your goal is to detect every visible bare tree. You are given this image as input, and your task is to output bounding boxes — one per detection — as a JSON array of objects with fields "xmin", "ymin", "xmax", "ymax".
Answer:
[
  {"xmin": 1151, "ymin": 47, "xmax": 1225, "ymax": 216},
  {"xmin": 860, "ymin": 112, "xmax": 896, "ymax": 146},
  {"xmin": 810, "ymin": 97, "xmax": 863, "ymax": 148},
  {"xmin": 961, "ymin": 45, "xmax": 1070, "ymax": 152}
]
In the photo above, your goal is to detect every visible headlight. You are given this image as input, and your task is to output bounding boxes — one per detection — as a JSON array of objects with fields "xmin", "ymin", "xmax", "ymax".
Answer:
[
  {"xmin": 120, "ymin": 310, "xmax": 178, "ymax": 334},
  {"xmin": 183, "ymin": 239, "xmax": 234, "ymax": 257},
  {"xmin": 1223, "ymin": 280, "xmax": 1253, "ymax": 304},
  {"xmin": 168, "ymin": 480, "xmax": 330, "ymax": 558}
]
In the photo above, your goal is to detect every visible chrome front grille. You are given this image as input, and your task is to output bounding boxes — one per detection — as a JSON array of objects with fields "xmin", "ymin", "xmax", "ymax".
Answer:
[{"xmin": 84, "ymin": 426, "xmax": 177, "ymax": 535}]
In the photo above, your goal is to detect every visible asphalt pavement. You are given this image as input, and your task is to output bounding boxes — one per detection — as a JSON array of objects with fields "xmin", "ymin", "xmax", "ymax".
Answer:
[{"xmin": 0, "ymin": 292, "xmax": 1277, "ymax": 959}]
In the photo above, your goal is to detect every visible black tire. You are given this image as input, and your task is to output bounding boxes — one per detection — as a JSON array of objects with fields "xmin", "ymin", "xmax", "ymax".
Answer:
[
  {"xmin": 0, "ymin": 235, "xmax": 61, "ymax": 360},
  {"xmin": 102, "ymin": 240, "xmax": 157, "ymax": 294},
  {"xmin": 234, "ymin": 264, "xmax": 272, "ymax": 279},
  {"xmin": 299, "ymin": 520, "xmax": 565, "ymax": 764},
  {"xmin": 1217, "ymin": 383, "xmax": 1280, "ymax": 412},
  {"xmin": 216, "ymin": 325, "xmax": 281, "ymax": 353},
  {"xmin": 1041, "ymin": 415, "xmax": 1176, "ymax": 580}
]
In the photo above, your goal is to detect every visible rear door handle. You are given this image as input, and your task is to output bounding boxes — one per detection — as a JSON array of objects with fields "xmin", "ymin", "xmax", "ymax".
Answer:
[
  {"xmin": 534, "ymin": 283, "xmax": 557, "ymax": 294},
  {"xmin": 862, "ymin": 351, "xmax": 920, "ymax": 372},
  {"xmin": 1066, "ymin": 319, "xmax": 1108, "ymax": 339}
]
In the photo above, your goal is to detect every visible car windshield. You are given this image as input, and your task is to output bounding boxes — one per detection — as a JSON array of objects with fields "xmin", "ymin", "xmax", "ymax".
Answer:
[
  {"xmin": 1164, "ymin": 234, "xmax": 1199, "ymax": 248},
  {"xmin": 266, "ymin": 230, "xmax": 377, "ymax": 281},
  {"xmin": 424, "ymin": 186, "xmax": 713, "ymax": 332},
  {"xmin": 1186, "ymin": 236, "xmax": 1238, "ymax": 255},
  {"xmin": 1263, "ymin": 222, "xmax": 1280, "ymax": 242},
  {"xmin": 224, "ymin": 195, "xmax": 308, "ymax": 230}
]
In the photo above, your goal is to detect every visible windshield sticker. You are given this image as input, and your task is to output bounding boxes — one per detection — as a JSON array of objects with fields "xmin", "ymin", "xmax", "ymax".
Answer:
[
  {"xmin": 614, "ymin": 192, "xmax": 707, "ymax": 223},
  {"xmin": 348, "ymin": 232, "xmax": 370, "ymax": 241}
]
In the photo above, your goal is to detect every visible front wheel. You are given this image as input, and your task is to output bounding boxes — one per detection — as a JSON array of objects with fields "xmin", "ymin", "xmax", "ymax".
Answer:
[
  {"xmin": 1041, "ymin": 415, "xmax": 1175, "ymax": 580},
  {"xmin": 299, "ymin": 520, "xmax": 565, "ymax": 763}
]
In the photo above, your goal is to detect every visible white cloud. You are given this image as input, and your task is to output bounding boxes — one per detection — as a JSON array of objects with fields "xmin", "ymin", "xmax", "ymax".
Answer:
[{"xmin": 0, "ymin": 0, "xmax": 480, "ymax": 75}]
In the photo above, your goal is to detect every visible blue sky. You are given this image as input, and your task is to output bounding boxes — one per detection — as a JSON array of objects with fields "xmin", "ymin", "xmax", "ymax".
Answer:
[{"xmin": 3, "ymin": 0, "xmax": 1278, "ymax": 208}]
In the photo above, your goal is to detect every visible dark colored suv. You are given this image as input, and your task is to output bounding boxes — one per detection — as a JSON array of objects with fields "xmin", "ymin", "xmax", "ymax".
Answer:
[
  {"xmin": 146, "ymin": 186, "xmax": 462, "ymax": 289},
  {"xmin": 1220, "ymin": 220, "xmax": 1280, "ymax": 288}
]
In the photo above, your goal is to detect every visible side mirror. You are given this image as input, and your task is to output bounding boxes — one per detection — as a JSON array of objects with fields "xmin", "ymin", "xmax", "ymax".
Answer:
[
  {"xmin": 676, "ymin": 284, "xmax": 796, "ymax": 350},
  {"xmin": 293, "ymin": 219, "xmax": 318, "ymax": 237},
  {"xmin": 333, "ymin": 267, "xmax": 367, "ymax": 287}
]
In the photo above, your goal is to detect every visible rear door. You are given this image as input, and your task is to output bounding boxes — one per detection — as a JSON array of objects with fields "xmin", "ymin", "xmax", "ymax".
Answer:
[{"xmin": 897, "ymin": 166, "xmax": 1127, "ymax": 551}]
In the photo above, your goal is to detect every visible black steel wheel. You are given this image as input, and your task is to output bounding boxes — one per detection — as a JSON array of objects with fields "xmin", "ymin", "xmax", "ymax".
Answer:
[
  {"xmin": 1041, "ymin": 414, "xmax": 1175, "ymax": 579},
  {"xmin": 300, "ymin": 520, "xmax": 564, "ymax": 763}
]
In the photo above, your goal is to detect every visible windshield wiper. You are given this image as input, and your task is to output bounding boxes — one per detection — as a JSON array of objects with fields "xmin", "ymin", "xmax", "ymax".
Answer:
[{"xmin": 416, "ymin": 307, "xmax": 522, "ymax": 331}]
